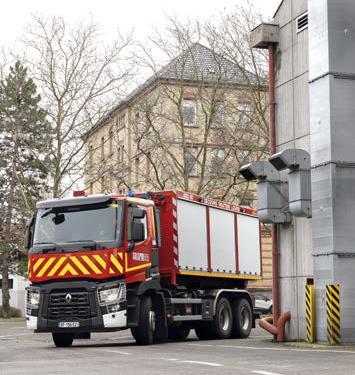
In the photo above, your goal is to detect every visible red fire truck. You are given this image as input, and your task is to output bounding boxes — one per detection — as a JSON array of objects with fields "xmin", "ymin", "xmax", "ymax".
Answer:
[{"xmin": 25, "ymin": 190, "xmax": 262, "ymax": 347}]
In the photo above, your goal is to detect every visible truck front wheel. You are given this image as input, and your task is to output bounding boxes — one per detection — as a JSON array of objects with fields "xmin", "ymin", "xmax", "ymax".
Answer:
[
  {"xmin": 52, "ymin": 332, "xmax": 74, "ymax": 347},
  {"xmin": 231, "ymin": 298, "xmax": 252, "ymax": 338},
  {"xmin": 131, "ymin": 296, "xmax": 156, "ymax": 345}
]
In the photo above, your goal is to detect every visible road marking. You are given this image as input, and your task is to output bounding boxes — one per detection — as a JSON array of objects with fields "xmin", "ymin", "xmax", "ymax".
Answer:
[
  {"xmin": 99, "ymin": 349, "xmax": 132, "ymax": 355},
  {"xmin": 181, "ymin": 360, "xmax": 223, "ymax": 367},
  {"xmin": 188, "ymin": 343, "xmax": 355, "ymax": 355},
  {"xmin": 0, "ymin": 333, "xmax": 33, "ymax": 339},
  {"xmin": 252, "ymin": 371, "xmax": 285, "ymax": 375},
  {"xmin": 161, "ymin": 357, "xmax": 223, "ymax": 367}
]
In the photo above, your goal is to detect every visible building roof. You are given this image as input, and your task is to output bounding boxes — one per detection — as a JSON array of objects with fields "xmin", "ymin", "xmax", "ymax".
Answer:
[
  {"xmin": 84, "ymin": 43, "xmax": 261, "ymax": 139},
  {"xmin": 273, "ymin": 0, "xmax": 286, "ymax": 18}
]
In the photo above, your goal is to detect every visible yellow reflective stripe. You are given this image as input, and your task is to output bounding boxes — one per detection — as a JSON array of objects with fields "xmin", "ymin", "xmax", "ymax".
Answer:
[
  {"xmin": 37, "ymin": 257, "xmax": 56, "ymax": 277},
  {"xmin": 110, "ymin": 254, "xmax": 123, "ymax": 273},
  {"xmin": 59, "ymin": 263, "xmax": 78, "ymax": 276},
  {"xmin": 82, "ymin": 255, "xmax": 101, "ymax": 274},
  {"xmin": 118, "ymin": 252, "xmax": 123, "ymax": 260},
  {"xmin": 109, "ymin": 268, "xmax": 115, "ymax": 274},
  {"xmin": 93, "ymin": 255, "xmax": 106, "ymax": 270},
  {"xmin": 33, "ymin": 258, "xmax": 45, "ymax": 272},
  {"xmin": 48, "ymin": 257, "xmax": 66, "ymax": 277},
  {"xmin": 71, "ymin": 256, "xmax": 90, "ymax": 275}
]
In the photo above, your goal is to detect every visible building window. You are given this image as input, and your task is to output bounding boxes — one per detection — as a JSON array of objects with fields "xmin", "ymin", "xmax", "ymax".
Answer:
[
  {"xmin": 109, "ymin": 128, "xmax": 113, "ymax": 156},
  {"xmin": 101, "ymin": 137, "xmax": 105, "ymax": 160},
  {"xmin": 237, "ymin": 149, "xmax": 250, "ymax": 164},
  {"xmin": 146, "ymin": 152, "xmax": 151, "ymax": 182},
  {"xmin": 186, "ymin": 147, "xmax": 198, "ymax": 176},
  {"xmin": 0, "ymin": 279, "xmax": 13, "ymax": 289},
  {"xmin": 119, "ymin": 113, "xmax": 126, "ymax": 128},
  {"xmin": 121, "ymin": 145, "xmax": 125, "ymax": 162},
  {"xmin": 88, "ymin": 145, "xmax": 93, "ymax": 168},
  {"xmin": 296, "ymin": 12, "xmax": 308, "ymax": 33},
  {"xmin": 211, "ymin": 148, "xmax": 225, "ymax": 175},
  {"xmin": 100, "ymin": 176, "xmax": 105, "ymax": 193},
  {"xmin": 237, "ymin": 102, "xmax": 251, "ymax": 129},
  {"xmin": 109, "ymin": 175, "xmax": 113, "ymax": 192},
  {"xmin": 135, "ymin": 157, "xmax": 139, "ymax": 183},
  {"xmin": 183, "ymin": 99, "xmax": 196, "ymax": 127},
  {"xmin": 211, "ymin": 101, "xmax": 224, "ymax": 128},
  {"xmin": 240, "ymin": 198, "xmax": 252, "ymax": 207}
]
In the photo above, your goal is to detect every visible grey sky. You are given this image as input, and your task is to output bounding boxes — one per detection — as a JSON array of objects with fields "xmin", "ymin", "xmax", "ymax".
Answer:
[{"xmin": 1, "ymin": 0, "xmax": 281, "ymax": 47}]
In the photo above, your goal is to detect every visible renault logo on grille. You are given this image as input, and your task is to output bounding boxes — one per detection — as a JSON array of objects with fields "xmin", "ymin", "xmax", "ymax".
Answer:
[{"xmin": 65, "ymin": 294, "xmax": 72, "ymax": 303}]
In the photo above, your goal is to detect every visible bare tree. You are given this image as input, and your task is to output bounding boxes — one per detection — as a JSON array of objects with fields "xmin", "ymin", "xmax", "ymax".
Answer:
[
  {"xmin": 23, "ymin": 16, "xmax": 134, "ymax": 197},
  {"xmin": 128, "ymin": 11, "xmax": 268, "ymax": 204}
]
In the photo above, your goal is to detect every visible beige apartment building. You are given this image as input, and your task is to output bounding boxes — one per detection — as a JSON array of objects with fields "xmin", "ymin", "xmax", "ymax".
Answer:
[{"xmin": 83, "ymin": 43, "xmax": 271, "ymax": 293}]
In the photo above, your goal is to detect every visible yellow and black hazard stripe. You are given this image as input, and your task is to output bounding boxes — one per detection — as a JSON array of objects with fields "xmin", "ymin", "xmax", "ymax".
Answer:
[
  {"xmin": 29, "ymin": 251, "xmax": 125, "ymax": 281},
  {"xmin": 306, "ymin": 284, "xmax": 315, "ymax": 343},
  {"xmin": 326, "ymin": 283, "xmax": 341, "ymax": 345}
]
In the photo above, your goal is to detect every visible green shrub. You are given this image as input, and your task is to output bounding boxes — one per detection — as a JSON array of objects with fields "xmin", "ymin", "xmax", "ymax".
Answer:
[{"xmin": 0, "ymin": 306, "xmax": 22, "ymax": 318}]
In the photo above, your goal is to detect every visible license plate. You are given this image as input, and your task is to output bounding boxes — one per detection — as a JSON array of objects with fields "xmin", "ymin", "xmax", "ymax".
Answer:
[{"xmin": 58, "ymin": 322, "xmax": 80, "ymax": 328}]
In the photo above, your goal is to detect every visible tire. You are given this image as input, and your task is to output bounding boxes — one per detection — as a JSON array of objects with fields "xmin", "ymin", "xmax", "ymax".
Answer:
[
  {"xmin": 195, "ymin": 297, "xmax": 233, "ymax": 340},
  {"xmin": 52, "ymin": 332, "xmax": 74, "ymax": 347},
  {"xmin": 268, "ymin": 305, "xmax": 273, "ymax": 315},
  {"xmin": 131, "ymin": 296, "xmax": 156, "ymax": 345},
  {"xmin": 168, "ymin": 325, "xmax": 190, "ymax": 340},
  {"xmin": 231, "ymin": 298, "xmax": 253, "ymax": 339}
]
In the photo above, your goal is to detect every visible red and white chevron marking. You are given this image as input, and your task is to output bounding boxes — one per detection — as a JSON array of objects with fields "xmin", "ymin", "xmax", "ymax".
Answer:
[{"xmin": 172, "ymin": 197, "xmax": 179, "ymax": 269}]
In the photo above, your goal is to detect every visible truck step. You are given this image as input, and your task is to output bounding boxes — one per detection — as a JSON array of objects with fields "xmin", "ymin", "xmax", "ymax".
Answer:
[
  {"xmin": 169, "ymin": 298, "xmax": 202, "ymax": 304},
  {"xmin": 171, "ymin": 315, "xmax": 203, "ymax": 322}
]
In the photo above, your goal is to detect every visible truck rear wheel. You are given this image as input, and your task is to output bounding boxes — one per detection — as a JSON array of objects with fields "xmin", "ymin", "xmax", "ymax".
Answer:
[
  {"xmin": 131, "ymin": 296, "xmax": 156, "ymax": 345},
  {"xmin": 52, "ymin": 332, "xmax": 74, "ymax": 347},
  {"xmin": 231, "ymin": 298, "xmax": 252, "ymax": 338},
  {"xmin": 195, "ymin": 297, "xmax": 233, "ymax": 340}
]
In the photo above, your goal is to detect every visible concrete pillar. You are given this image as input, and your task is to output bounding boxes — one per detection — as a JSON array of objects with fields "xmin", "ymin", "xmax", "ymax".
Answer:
[{"xmin": 309, "ymin": 0, "xmax": 355, "ymax": 342}]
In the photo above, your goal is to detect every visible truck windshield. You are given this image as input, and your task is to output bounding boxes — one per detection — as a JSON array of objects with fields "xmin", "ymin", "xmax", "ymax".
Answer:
[{"xmin": 33, "ymin": 201, "xmax": 123, "ymax": 246}]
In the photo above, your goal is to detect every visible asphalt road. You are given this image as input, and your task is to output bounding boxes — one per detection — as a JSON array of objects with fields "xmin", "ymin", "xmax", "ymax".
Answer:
[{"xmin": 1, "ymin": 321, "xmax": 355, "ymax": 375}]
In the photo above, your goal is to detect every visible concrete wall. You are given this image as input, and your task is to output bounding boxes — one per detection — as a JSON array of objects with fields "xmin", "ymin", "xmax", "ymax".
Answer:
[
  {"xmin": 273, "ymin": 0, "xmax": 313, "ymax": 340},
  {"xmin": 0, "ymin": 275, "xmax": 29, "ymax": 317},
  {"xmin": 309, "ymin": 0, "xmax": 355, "ymax": 343}
]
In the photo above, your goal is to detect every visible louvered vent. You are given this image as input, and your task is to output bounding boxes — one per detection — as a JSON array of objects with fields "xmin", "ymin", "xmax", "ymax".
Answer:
[{"xmin": 296, "ymin": 12, "xmax": 308, "ymax": 33}]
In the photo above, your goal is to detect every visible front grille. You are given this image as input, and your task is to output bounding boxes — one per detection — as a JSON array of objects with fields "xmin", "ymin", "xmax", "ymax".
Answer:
[
  {"xmin": 50, "ymin": 292, "xmax": 89, "ymax": 305},
  {"xmin": 48, "ymin": 305, "xmax": 91, "ymax": 318},
  {"xmin": 48, "ymin": 291, "xmax": 91, "ymax": 319}
]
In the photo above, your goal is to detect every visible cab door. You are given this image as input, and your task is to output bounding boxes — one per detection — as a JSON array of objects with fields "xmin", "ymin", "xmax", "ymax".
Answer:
[{"xmin": 124, "ymin": 203, "xmax": 153, "ymax": 282}]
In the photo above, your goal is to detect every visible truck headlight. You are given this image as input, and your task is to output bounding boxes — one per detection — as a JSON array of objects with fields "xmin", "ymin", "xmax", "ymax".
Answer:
[
  {"xmin": 27, "ymin": 290, "xmax": 40, "ymax": 307},
  {"xmin": 98, "ymin": 287, "xmax": 119, "ymax": 305}
]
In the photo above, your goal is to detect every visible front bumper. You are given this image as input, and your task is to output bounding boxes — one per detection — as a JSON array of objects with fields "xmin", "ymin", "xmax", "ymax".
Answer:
[{"xmin": 26, "ymin": 280, "xmax": 127, "ymax": 332}]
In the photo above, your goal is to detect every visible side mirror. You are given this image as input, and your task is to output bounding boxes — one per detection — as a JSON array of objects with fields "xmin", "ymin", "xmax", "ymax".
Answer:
[
  {"xmin": 126, "ymin": 222, "xmax": 145, "ymax": 252},
  {"xmin": 24, "ymin": 217, "xmax": 35, "ymax": 253}
]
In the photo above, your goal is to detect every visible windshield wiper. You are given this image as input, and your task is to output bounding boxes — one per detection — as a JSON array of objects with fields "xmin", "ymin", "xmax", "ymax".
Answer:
[
  {"xmin": 41, "ymin": 208, "xmax": 56, "ymax": 218},
  {"xmin": 65, "ymin": 240, "xmax": 97, "ymax": 250},
  {"xmin": 34, "ymin": 242, "xmax": 57, "ymax": 245},
  {"xmin": 32, "ymin": 242, "xmax": 58, "ymax": 254}
]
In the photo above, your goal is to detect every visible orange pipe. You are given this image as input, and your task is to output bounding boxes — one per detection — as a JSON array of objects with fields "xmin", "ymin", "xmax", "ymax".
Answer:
[
  {"xmin": 259, "ymin": 311, "xmax": 291, "ymax": 342},
  {"xmin": 268, "ymin": 43, "xmax": 280, "ymax": 333}
]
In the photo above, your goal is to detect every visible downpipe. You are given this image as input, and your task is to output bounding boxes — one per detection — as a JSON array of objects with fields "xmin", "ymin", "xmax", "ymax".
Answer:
[{"xmin": 258, "ymin": 44, "xmax": 291, "ymax": 342}]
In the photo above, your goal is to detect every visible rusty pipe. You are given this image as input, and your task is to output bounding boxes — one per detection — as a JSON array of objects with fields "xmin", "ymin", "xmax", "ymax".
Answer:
[
  {"xmin": 259, "ymin": 311, "xmax": 291, "ymax": 342},
  {"xmin": 268, "ymin": 44, "xmax": 280, "ymax": 333}
]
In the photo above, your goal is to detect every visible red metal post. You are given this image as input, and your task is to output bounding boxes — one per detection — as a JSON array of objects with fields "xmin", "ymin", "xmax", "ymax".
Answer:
[
  {"xmin": 234, "ymin": 214, "xmax": 239, "ymax": 273},
  {"xmin": 206, "ymin": 207, "xmax": 212, "ymax": 272}
]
